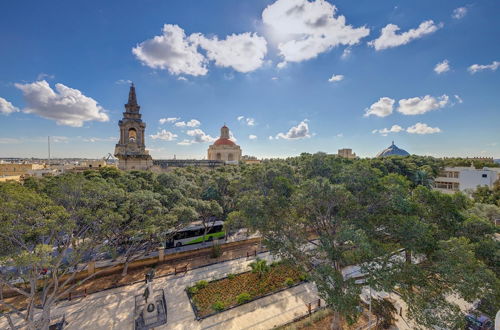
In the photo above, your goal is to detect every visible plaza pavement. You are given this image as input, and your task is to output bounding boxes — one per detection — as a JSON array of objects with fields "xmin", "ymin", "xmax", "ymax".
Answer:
[{"xmin": 1, "ymin": 251, "xmax": 323, "ymax": 330}]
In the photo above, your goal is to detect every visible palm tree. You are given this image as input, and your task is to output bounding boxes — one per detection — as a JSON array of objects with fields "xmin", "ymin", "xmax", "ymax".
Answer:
[{"xmin": 249, "ymin": 258, "xmax": 269, "ymax": 278}]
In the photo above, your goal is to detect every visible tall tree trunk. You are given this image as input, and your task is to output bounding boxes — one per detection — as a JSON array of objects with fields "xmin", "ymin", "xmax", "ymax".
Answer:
[
  {"xmin": 405, "ymin": 249, "xmax": 411, "ymax": 264},
  {"xmin": 331, "ymin": 310, "xmax": 344, "ymax": 330},
  {"xmin": 122, "ymin": 261, "xmax": 129, "ymax": 277}
]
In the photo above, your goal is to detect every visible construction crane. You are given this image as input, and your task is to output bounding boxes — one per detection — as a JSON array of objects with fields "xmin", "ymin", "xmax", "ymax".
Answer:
[{"xmin": 103, "ymin": 153, "xmax": 116, "ymax": 164}]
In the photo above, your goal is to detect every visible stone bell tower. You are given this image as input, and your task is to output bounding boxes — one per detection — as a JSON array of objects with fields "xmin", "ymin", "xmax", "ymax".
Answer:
[{"xmin": 114, "ymin": 84, "xmax": 153, "ymax": 171}]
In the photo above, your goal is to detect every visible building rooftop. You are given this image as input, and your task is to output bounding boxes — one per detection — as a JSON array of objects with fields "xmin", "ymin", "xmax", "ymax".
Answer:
[{"xmin": 376, "ymin": 141, "xmax": 410, "ymax": 157}]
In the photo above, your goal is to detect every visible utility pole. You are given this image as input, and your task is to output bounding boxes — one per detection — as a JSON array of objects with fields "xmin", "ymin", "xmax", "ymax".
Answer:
[{"xmin": 47, "ymin": 136, "xmax": 51, "ymax": 168}]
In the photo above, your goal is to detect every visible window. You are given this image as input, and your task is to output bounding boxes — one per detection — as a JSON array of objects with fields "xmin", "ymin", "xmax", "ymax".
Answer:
[
  {"xmin": 482, "ymin": 174, "xmax": 487, "ymax": 178},
  {"xmin": 128, "ymin": 128, "xmax": 137, "ymax": 142}
]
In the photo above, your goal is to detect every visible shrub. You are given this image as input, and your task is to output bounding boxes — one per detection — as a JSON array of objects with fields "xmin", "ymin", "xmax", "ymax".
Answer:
[
  {"xmin": 285, "ymin": 278, "xmax": 295, "ymax": 286},
  {"xmin": 236, "ymin": 292, "xmax": 252, "ymax": 304},
  {"xmin": 187, "ymin": 286, "xmax": 198, "ymax": 295},
  {"xmin": 299, "ymin": 273, "xmax": 308, "ymax": 281},
  {"xmin": 270, "ymin": 261, "xmax": 281, "ymax": 267},
  {"xmin": 212, "ymin": 301, "xmax": 225, "ymax": 312},
  {"xmin": 249, "ymin": 258, "xmax": 270, "ymax": 278},
  {"xmin": 195, "ymin": 280, "xmax": 208, "ymax": 289},
  {"xmin": 210, "ymin": 243, "xmax": 222, "ymax": 258},
  {"xmin": 227, "ymin": 273, "xmax": 235, "ymax": 279}
]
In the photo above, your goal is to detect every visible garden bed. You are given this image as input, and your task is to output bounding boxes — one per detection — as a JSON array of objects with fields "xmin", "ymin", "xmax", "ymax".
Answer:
[{"xmin": 186, "ymin": 261, "xmax": 307, "ymax": 319}]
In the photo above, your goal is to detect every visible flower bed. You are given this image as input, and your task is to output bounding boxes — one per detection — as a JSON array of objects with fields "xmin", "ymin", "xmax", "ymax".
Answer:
[{"xmin": 186, "ymin": 262, "xmax": 307, "ymax": 318}]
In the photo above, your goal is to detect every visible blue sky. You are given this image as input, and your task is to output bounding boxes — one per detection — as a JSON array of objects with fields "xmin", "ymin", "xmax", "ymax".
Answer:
[{"xmin": 0, "ymin": 0, "xmax": 499, "ymax": 159}]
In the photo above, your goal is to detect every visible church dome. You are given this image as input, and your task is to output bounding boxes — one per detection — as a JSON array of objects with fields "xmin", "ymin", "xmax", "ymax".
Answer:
[
  {"xmin": 376, "ymin": 141, "xmax": 410, "ymax": 157},
  {"xmin": 213, "ymin": 138, "xmax": 236, "ymax": 146}
]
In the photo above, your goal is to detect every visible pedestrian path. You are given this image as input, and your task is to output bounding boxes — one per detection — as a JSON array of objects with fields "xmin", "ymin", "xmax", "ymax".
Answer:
[{"xmin": 0, "ymin": 251, "xmax": 321, "ymax": 330}]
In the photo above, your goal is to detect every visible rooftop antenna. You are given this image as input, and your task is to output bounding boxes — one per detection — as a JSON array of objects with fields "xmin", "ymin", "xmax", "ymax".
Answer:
[{"xmin": 48, "ymin": 136, "xmax": 51, "ymax": 168}]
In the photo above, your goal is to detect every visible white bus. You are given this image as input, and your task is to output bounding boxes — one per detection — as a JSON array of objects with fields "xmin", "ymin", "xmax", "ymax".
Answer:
[{"xmin": 165, "ymin": 220, "xmax": 225, "ymax": 248}]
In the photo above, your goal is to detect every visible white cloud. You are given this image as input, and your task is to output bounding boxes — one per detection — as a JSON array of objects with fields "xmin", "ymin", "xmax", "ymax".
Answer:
[
  {"xmin": 397, "ymin": 95, "xmax": 449, "ymax": 115},
  {"xmin": 268, "ymin": 136, "xmax": 274, "ymax": 140},
  {"xmin": 0, "ymin": 138, "xmax": 21, "ymax": 144},
  {"xmin": 372, "ymin": 125, "xmax": 404, "ymax": 136},
  {"xmin": 249, "ymin": 134, "xmax": 257, "ymax": 140},
  {"xmin": 271, "ymin": 77, "xmax": 279, "ymax": 80},
  {"xmin": 159, "ymin": 117, "xmax": 180, "ymax": 124},
  {"xmin": 14, "ymin": 80, "xmax": 109, "ymax": 127},
  {"xmin": 150, "ymin": 129, "xmax": 178, "ymax": 141},
  {"xmin": 276, "ymin": 120, "xmax": 311, "ymax": 140},
  {"xmin": 452, "ymin": 7, "xmax": 467, "ymax": 20},
  {"xmin": 454, "ymin": 95, "xmax": 463, "ymax": 104},
  {"xmin": 133, "ymin": 24, "xmax": 208, "ymax": 76},
  {"xmin": 177, "ymin": 76, "xmax": 188, "ymax": 81},
  {"xmin": 229, "ymin": 131, "xmax": 237, "ymax": 142},
  {"xmin": 186, "ymin": 128, "xmax": 215, "ymax": 143},
  {"xmin": 341, "ymin": 47, "xmax": 351, "ymax": 59},
  {"xmin": 115, "ymin": 79, "xmax": 132, "ymax": 85},
  {"xmin": 237, "ymin": 116, "xmax": 256, "ymax": 126},
  {"xmin": 406, "ymin": 122, "xmax": 441, "ymax": 134},
  {"xmin": 434, "ymin": 60, "xmax": 450, "ymax": 74},
  {"xmin": 468, "ymin": 61, "xmax": 500, "ymax": 74},
  {"xmin": 82, "ymin": 136, "xmax": 117, "ymax": 143},
  {"xmin": 37, "ymin": 73, "xmax": 55, "ymax": 81},
  {"xmin": 177, "ymin": 139, "xmax": 193, "ymax": 146},
  {"xmin": 368, "ymin": 20, "xmax": 442, "ymax": 51},
  {"xmin": 51, "ymin": 136, "xmax": 69, "ymax": 143},
  {"xmin": 175, "ymin": 119, "xmax": 201, "ymax": 128},
  {"xmin": 364, "ymin": 97, "xmax": 395, "ymax": 117},
  {"xmin": 262, "ymin": 0, "xmax": 369, "ymax": 64},
  {"xmin": 0, "ymin": 97, "xmax": 20, "ymax": 115},
  {"xmin": 328, "ymin": 74, "xmax": 344, "ymax": 82},
  {"xmin": 192, "ymin": 32, "xmax": 268, "ymax": 73}
]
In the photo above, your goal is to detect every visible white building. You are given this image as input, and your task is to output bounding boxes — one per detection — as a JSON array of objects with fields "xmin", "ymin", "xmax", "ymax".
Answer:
[{"xmin": 434, "ymin": 166, "xmax": 500, "ymax": 193}]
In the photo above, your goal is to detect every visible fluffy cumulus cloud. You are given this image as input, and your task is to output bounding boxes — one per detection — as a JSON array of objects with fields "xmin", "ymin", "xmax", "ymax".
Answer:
[
  {"xmin": 249, "ymin": 134, "xmax": 257, "ymax": 140},
  {"xmin": 14, "ymin": 80, "xmax": 109, "ymax": 127},
  {"xmin": 328, "ymin": 74, "xmax": 344, "ymax": 82},
  {"xmin": 397, "ymin": 95, "xmax": 449, "ymax": 115},
  {"xmin": 237, "ymin": 116, "xmax": 256, "ymax": 126},
  {"xmin": 406, "ymin": 122, "xmax": 441, "ymax": 134},
  {"xmin": 193, "ymin": 33, "xmax": 268, "ymax": 73},
  {"xmin": 175, "ymin": 119, "xmax": 201, "ymax": 128},
  {"xmin": 369, "ymin": 20, "xmax": 442, "ymax": 51},
  {"xmin": 364, "ymin": 97, "xmax": 395, "ymax": 117},
  {"xmin": 452, "ymin": 7, "xmax": 468, "ymax": 19},
  {"xmin": 468, "ymin": 61, "xmax": 500, "ymax": 74},
  {"xmin": 0, "ymin": 97, "xmax": 20, "ymax": 115},
  {"xmin": 434, "ymin": 60, "xmax": 450, "ymax": 74},
  {"xmin": 159, "ymin": 117, "xmax": 180, "ymax": 124},
  {"xmin": 262, "ymin": 0, "xmax": 369, "ymax": 64},
  {"xmin": 372, "ymin": 125, "xmax": 404, "ymax": 136},
  {"xmin": 276, "ymin": 120, "xmax": 311, "ymax": 140},
  {"xmin": 186, "ymin": 129, "xmax": 215, "ymax": 143},
  {"xmin": 133, "ymin": 24, "xmax": 268, "ymax": 76},
  {"xmin": 133, "ymin": 24, "xmax": 208, "ymax": 76},
  {"xmin": 150, "ymin": 129, "xmax": 178, "ymax": 141}
]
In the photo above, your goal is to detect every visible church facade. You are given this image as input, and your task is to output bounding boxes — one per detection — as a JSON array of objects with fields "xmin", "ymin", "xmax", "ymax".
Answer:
[
  {"xmin": 207, "ymin": 125, "xmax": 242, "ymax": 163},
  {"xmin": 114, "ymin": 84, "xmax": 153, "ymax": 171}
]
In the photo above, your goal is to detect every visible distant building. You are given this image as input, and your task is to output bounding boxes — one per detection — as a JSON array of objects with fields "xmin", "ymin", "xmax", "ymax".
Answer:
[
  {"xmin": 0, "ymin": 163, "xmax": 45, "ymax": 177},
  {"xmin": 434, "ymin": 166, "xmax": 500, "ymax": 193},
  {"xmin": 207, "ymin": 125, "xmax": 242, "ymax": 164},
  {"xmin": 376, "ymin": 141, "xmax": 410, "ymax": 157},
  {"xmin": 338, "ymin": 148, "xmax": 357, "ymax": 159},
  {"xmin": 114, "ymin": 84, "xmax": 153, "ymax": 171}
]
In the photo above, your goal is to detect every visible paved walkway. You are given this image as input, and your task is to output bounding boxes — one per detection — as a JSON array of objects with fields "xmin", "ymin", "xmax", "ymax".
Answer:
[{"xmin": 1, "ymin": 251, "xmax": 322, "ymax": 330}]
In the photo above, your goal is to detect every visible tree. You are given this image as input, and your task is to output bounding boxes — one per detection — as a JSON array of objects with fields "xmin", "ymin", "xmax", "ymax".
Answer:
[
  {"xmin": 0, "ymin": 182, "xmax": 109, "ymax": 329},
  {"xmin": 192, "ymin": 199, "xmax": 223, "ymax": 242},
  {"xmin": 112, "ymin": 190, "xmax": 174, "ymax": 276}
]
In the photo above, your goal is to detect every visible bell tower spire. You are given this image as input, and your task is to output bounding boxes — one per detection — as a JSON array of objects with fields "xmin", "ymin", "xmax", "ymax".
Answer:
[
  {"xmin": 114, "ymin": 84, "xmax": 152, "ymax": 171},
  {"xmin": 125, "ymin": 83, "xmax": 140, "ymax": 113}
]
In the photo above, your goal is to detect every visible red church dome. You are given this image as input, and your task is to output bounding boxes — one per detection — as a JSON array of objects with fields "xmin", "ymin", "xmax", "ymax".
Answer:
[{"xmin": 213, "ymin": 138, "xmax": 235, "ymax": 146}]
